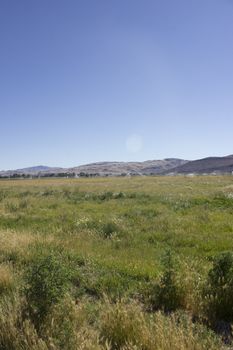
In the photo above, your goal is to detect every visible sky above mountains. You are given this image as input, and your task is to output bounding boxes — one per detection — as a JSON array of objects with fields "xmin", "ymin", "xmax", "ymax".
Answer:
[{"xmin": 0, "ymin": 0, "xmax": 233, "ymax": 169}]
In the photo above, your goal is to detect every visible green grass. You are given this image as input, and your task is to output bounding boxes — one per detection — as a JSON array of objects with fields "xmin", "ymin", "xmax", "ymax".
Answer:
[
  {"xmin": 0, "ymin": 176, "xmax": 233, "ymax": 348},
  {"xmin": 0, "ymin": 176, "xmax": 233, "ymax": 288}
]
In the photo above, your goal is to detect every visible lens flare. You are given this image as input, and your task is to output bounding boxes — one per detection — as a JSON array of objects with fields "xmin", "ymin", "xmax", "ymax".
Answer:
[{"xmin": 126, "ymin": 134, "xmax": 143, "ymax": 153}]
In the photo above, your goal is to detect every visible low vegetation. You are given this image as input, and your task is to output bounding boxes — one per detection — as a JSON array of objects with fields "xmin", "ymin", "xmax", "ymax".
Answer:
[{"xmin": 0, "ymin": 175, "xmax": 233, "ymax": 348}]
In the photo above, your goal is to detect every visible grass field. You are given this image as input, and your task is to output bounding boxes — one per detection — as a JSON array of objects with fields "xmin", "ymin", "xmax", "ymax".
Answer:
[{"xmin": 0, "ymin": 176, "xmax": 233, "ymax": 349}]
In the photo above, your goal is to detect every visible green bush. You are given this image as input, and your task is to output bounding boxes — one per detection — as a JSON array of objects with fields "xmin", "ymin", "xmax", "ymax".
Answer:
[
  {"xmin": 149, "ymin": 250, "xmax": 183, "ymax": 312},
  {"xmin": 24, "ymin": 251, "xmax": 71, "ymax": 327},
  {"xmin": 204, "ymin": 252, "xmax": 233, "ymax": 323},
  {"xmin": 102, "ymin": 222, "xmax": 120, "ymax": 239}
]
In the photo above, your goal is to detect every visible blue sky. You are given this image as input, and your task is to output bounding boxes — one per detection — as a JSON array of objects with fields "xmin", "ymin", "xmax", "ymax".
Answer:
[{"xmin": 0, "ymin": 0, "xmax": 233, "ymax": 169}]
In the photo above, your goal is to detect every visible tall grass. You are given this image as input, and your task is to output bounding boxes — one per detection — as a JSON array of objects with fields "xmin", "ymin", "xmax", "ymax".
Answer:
[
  {"xmin": 0, "ymin": 294, "xmax": 221, "ymax": 350},
  {"xmin": 0, "ymin": 176, "xmax": 233, "ymax": 348}
]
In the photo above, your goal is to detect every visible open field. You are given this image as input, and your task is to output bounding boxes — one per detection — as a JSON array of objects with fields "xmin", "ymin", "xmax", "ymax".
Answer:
[{"xmin": 0, "ymin": 176, "xmax": 233, "ymax": 349}]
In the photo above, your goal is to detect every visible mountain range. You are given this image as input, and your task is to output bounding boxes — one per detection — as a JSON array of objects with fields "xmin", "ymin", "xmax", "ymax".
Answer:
[{"xmin": 1, "ymin": 155, "xmax": 233, "ymax": 177}]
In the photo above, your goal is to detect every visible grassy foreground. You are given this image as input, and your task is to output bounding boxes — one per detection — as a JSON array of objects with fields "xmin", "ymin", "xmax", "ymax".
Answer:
[{"xmin": 0, "ymin": 175, "xmax": 233, "ymax": 349}]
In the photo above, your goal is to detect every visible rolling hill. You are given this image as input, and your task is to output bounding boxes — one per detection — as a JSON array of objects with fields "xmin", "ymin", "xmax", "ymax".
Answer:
[
  {"xmin": 166, "ymin": 155, "xmax": 233, "ymax": 175},
  {"xmin": 1, "ymin": 155, "xmax": 233, "ymax": 177}
]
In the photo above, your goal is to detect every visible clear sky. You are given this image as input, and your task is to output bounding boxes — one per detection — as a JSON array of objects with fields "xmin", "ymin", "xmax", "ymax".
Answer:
[{"xmin": 0, "ymin": 0, "xmax": 233, "ymax": 170}]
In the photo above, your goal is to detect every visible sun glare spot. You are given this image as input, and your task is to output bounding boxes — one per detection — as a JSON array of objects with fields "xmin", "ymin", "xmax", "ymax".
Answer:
[{"xmin": 126, "ymin": 134, "xmax": 143, "ymax": 153}]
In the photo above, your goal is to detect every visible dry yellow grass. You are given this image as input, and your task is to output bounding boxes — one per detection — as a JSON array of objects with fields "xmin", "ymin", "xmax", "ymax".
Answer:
[
  {"xmin": 100, "ymin": 300, "xmax": 221, "ymax": 350},
  {"xmin": 0, "ymin": 230, "xmax": 55, "ymax": 256},
  {"xmin": 0, "ymin": 264, "xmax": 14, "ymax": 294},
  {"xmin": 0, "ymin": 230, "xmax": 36, "ymax": 250}
]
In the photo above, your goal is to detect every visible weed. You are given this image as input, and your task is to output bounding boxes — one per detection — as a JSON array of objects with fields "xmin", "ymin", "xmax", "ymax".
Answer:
[
  {"xmin": 24, "ymin": 251, "xmax": 71, "ymax": 327},
  {"xmin": 148, "ymin": 250, "xmax": 183, "ymax": 312},
  {"xmin": 204, "ymin": 251, "xmax": 233, "ymax": 323}
]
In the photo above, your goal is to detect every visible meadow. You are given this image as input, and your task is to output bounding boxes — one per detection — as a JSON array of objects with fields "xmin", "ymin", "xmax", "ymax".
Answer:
[{"xmin": 0, "ymin": 175, "xmax": 233, "ymax": 349}]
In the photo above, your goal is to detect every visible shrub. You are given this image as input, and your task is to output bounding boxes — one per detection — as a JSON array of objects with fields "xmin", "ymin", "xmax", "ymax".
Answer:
[
  {"xmin": 204, "ymin": 252, "xmax": 233, "ymax": 323},
  {"xmin": 24, "ymin": 251, "xmax": 71, "ymax": 327},
  {"xmin": 102, "ymin": 222, "xmax": 120, "ymax": 239},
  {"xmin": 149, "ymin": 250, "xmax": 183, "ymax": 312}
]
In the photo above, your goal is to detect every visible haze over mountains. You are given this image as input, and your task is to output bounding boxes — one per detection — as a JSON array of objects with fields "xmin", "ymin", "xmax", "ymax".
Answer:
[{"xmin": 1, "ymin": 155, "xmax": 233, "ymax": 177}]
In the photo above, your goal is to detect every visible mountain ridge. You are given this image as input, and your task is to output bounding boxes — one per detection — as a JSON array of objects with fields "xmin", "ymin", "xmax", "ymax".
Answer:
[
  {"xmin": 0, "ymin": 159, "xmax": 187, "ymax": 176},
  {"xmin": 1, "ymin": 155, "xmax": 233, "ymax": 177},
  {"xmin": 164, "ymin": 155, "xmax": 233, "ymax": 175}
]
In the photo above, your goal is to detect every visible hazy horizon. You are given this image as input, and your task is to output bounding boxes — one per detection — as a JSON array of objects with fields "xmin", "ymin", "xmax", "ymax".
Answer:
[{"xmin": 1, "ymin": 0, "xmax": 233, "ymax": 169}]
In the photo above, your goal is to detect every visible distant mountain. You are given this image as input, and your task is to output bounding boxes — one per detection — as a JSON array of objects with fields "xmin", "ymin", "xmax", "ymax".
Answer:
[
  {"xmin": 0, "ymin": 159, "xmax": 187, "ymax": 177},
  {"xmin": 0, "ymin": 165, "xmax": 63, "ymax": 176},
  {"xmin": 69, "ymin": 158, "xmax": 188, "ymax": 176},
  {"xmin": 15, "ymin": 166, "xmax": 53, "ymax": 173},
  {"xmin": 1, "ymin": 155, "xmax": 233, "ymax": 177},
  {"xmin": 166, "ymin": 155, "xmax": 233, "ymax": 175}
]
